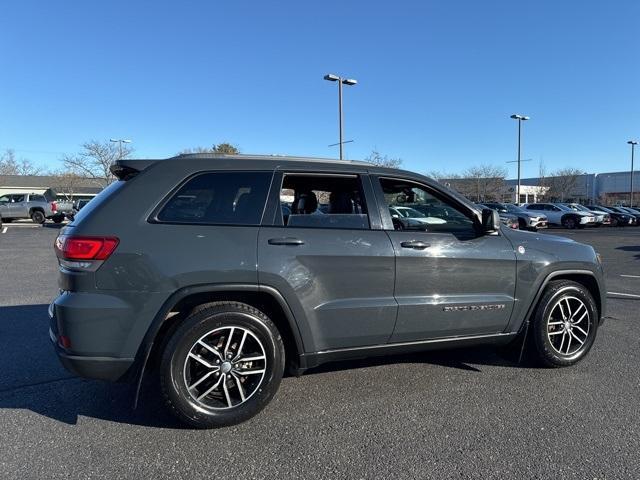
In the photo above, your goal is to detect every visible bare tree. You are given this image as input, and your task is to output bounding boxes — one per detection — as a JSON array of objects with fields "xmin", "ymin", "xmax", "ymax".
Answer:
[
  {"xmin": 48, "ymin": 169, "xmax": 85, "ymax": 201},
  {"xmin": 461, "ymin": 165, "xmax": 508, "ymax": 202},
  {"xmin": 543, "ymin": 167, "xmax": 585, "ymax": 202},
  {"xmin": 179, "ymin": 143, "xmax": 241, "ymax": 155},
  {"xmin": 436, "ymin": 165, "xmax": 506, "ymax": 201},
  {"xmin": 62, "ymin": 140, "xmax": 133, "ymax": 187},
  {"xmin": 0, "ymin": 149, "xmax": 42, "ymax": 175},
  {"xmin": 365, "ymin": 150, "xmax": 402, "ymax": 168}
]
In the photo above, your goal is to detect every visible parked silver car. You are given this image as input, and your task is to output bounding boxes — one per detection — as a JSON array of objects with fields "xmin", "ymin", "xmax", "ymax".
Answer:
[
  {"xmin": 524, "ymin": 202, "xmax": 596, "ymax": 229},
  {"xmin": 481, "ymin": 202, "xmax": 547, "ymax": 231},
  {"xmin": 0, "ymin": 192, "xmax": 64, "ymax": 224},
  {"xmin": 562, "ymin": 203, "xmax": 609, "ymax": 227}
]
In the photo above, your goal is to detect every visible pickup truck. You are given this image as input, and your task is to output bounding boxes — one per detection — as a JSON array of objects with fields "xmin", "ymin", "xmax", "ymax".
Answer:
[{"xmin": 0, "ymin": 192, "xmax": 65, "ymax": 224}]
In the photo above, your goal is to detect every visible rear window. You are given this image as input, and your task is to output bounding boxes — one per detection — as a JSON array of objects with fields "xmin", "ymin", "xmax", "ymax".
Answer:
[
  {"xmin": 70, "ymin": 181, "xmax": 125, "ymax": 225},
  {"xmin": 156, "ymin": 171, "xmax": 271, "ymax": 225}
]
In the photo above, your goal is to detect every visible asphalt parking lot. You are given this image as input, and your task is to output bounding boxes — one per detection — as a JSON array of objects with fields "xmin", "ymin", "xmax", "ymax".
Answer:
[{"xmin": 1, "ymin": 224, "xmax": 639, "ymax": 479}]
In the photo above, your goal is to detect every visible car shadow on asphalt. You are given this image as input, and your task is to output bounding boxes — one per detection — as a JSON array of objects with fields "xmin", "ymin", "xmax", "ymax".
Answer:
[
  {"xmin": 615, "ymin": 245, "xmax": 640, "ymax": 259},
  {"xmin": 303, "ymin": 344, "xmax": 527, "ymax": 377},
  {"xmin": 0, "ymin": 303, "xmax": 184, "ymax": 429},
  {"xmin": 0, "ymin": 303, "xmax": 525, "ymax": 429}
]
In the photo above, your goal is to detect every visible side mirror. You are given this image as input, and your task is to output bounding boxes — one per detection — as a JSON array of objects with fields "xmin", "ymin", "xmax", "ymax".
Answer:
[{"xmin": 481, "ymin": 208, "xmax": 500, "ymax": 233}]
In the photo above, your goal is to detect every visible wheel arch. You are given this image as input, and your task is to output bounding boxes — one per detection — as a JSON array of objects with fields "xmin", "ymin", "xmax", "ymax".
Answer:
[
  {"xmin": 519, "ymin": 270, "xmax": 603, "ymax": 334},
  {"xmin": 132, "ymin": 283, "xmax": 305, "ymax": 407}
]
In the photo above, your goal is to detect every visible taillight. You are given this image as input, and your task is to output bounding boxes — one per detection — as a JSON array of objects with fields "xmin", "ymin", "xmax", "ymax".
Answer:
[
  {"xmin": 51, "ymin": 201, "xmax": 57, "ymax": 212},
  {"xmin": 55, "ymin": 235, "xmax": 119, "ymax": 260}
]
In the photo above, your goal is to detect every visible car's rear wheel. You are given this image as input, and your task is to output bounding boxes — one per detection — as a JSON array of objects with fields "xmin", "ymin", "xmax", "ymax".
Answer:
[
  {"xmin": 160, "ymin": 301, "xmax": 285, "ymax": 428},
  {"xmin": 529, "ymin": 280, "xmax": 598, "ymax": 367},
  {"xmin": 30, "ymin": 210, "xmax": 45, "ymax": 224}
]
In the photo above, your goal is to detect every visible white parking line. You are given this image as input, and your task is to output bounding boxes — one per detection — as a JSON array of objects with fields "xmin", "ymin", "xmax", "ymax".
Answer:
[
  {"xmin": 1, "ymin": 227, "xmax": 7, "ymax": 234},
  {"xmin": 621, "ymin": 275, "xmax": 640, "ymax": 279},
  {"xmin": 607, "ymin": 291, "xmax": 640, "ymax": 298}
]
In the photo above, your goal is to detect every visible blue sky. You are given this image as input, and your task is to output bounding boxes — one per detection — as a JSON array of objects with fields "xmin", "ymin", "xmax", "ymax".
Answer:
[{"xmin": 1, "ymin": 1, "xmax": 638, "ymax": 178}]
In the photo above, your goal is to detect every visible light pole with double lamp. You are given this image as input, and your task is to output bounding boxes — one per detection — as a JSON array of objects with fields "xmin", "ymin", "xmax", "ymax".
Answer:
[
  {"xmin": 628, "ymin": 140, "xmax": 638, "ymax": 207},
  {"xmin": 324, "ymin": 74, "xmax": 357, "ymax": 160},
  {"xmin": 510, "ymin": 114, "xmax": 530, "ymax": 204},
  {"xmin": 110, "ymin": 138, "xmax": 132, "ymax": 160}
]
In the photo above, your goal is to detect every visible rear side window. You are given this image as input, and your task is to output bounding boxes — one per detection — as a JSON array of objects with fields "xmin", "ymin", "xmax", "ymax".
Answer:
[
  {"xmin": 279, "ymin": 173, "xmax": 369, "ymax": 230},
  {"xmin": 30, "ymin": 195, "xmax": 45, "ymax": 202},
  {"xmin": 157, "ymin": 171, "xmax": 271, "ymax": 225}
]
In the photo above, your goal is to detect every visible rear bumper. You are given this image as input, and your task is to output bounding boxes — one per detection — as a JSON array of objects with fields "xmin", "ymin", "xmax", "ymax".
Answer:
[
  {"xmin": 50, "ymin": 330, "xmax": 133, "ymax": 381},
  {"xmin": 49, "ymin": 298, "xmax": 135, "ymax": 382}
]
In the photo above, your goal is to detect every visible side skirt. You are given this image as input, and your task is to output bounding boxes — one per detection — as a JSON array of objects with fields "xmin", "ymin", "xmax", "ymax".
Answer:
[{"xmin": 297, "ymin": 332, "xmax": 518, "ymax": 371}]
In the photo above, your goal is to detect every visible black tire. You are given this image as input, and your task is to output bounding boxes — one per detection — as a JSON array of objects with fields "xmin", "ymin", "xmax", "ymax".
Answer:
[
  {"xmin": 611, "ymin": 217, "xmax": 618, "ymax": 227},
  {"xmin": 160, "ymin": 301, "xmax": 285, "ymax": 428},
  {"xmin": 562, "ymin": 215, "xmax": 577, "ymax": 229},
  {"xmin": 518, "ymin": 218, "xmax": 527, "ymax": 230},
  {"xmin": 30, "ymin": 210, "xmax": 45, "ymax": 224},
  {"xmin": 529, "ymin": 280, "xmax": 598, "ymax": 367},
  {"xmin": 52, "ymin": 215, "xmax": 64, "ymax": 224}
]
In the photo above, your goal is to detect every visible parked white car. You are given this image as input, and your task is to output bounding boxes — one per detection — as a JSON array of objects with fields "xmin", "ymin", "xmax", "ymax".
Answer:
[
  {"xmin": 523, "ymin": 203, "xmax": 596, "ymax": 229},
  {"xmin": 389, "ymin": 206, "xmax": 447, "ymax": 226}
]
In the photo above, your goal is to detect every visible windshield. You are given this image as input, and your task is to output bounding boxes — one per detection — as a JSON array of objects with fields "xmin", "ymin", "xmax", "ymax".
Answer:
[
  {"xmin": 556, "ymin": 204, "xmax": 573, "ymax": 212},
  {"xmin": 565, "ymin": 204, "xmax": 588, "ymax": 212},
  {"xmin": 592, "ymin": 206, "xmax": 613, "ymax": 213},
  {"xmin": 503, "ymin": 203, "xmax": 525, "ymax": 213},
  {"xmin": 482, "ymin": 203, "xmax": 507, "ymax": 213}
]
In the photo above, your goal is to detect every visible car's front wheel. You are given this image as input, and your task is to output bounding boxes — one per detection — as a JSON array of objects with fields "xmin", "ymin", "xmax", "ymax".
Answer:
[
  {"xmin": 529, "ymin": 280, "xmax": 598, "ymax": 367},
  {"xmin": 562, "ymin": 215, "xmax": 578, "ymax": 229},
  {"xmin": 160, "ymin": 301, "xmax": 285, "ymax": 428}
]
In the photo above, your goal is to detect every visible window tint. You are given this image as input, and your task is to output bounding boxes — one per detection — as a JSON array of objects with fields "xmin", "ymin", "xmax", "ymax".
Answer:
[
  {"xmin": 30, "ymin": 194, "xmax": 45, "ymax": 202},
  {"xmin": 279, "ymin": 174, "xmax": 369, "ymax": 230},
  {"xmin": 12, "ymin": 195, "xmax": 25, "ymax": 202},
  {"xmin": 379, "ymin": 178, "xmax": 476, "ymax": 238},
  {"xmin": 157, "ymin": 172, "xmax": 271, "ymax": 225},
  {"xmin": 526, "ymin": 204, "xmax": 541, "ymax": 210}
]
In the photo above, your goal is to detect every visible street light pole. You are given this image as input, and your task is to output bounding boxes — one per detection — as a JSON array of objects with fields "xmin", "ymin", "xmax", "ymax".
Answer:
[
  {"xmin": 628, "ymin": 140, "xmax": 638, "ymax": 207},
  {"xmin": 324, "ymin": 74, "xmax": 357, "ymax": 160},
  {"xmin": 510, "ymin": 114, "xmax": 530, "ymax": 203},
  {"xmin": 110, "ymin": 138, "xmax": 132, "ymax": 160}
]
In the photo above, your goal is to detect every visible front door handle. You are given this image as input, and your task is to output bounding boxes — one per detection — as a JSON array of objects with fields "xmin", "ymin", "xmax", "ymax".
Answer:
[
  {"xmin": 268, "ymin": 237, "xmax": 305, "ymax": 246},
  {"xmin": 400, "ymin": 240, "xmax": 430, "ymax": 250}
]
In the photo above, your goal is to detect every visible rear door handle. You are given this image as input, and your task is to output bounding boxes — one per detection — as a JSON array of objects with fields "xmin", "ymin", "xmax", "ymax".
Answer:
[
  {"xmin": 268, "ymin": 237, "xmax": 305, "ymax": 246},
  {"xmin": 400, "ymin": 240, "xmax": 430, "ymax": 250}
]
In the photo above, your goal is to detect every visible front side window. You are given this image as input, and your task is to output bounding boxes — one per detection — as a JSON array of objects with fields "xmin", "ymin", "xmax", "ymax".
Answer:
[
  {"xmin": 379, "ymin": 178, "xmax": 476, "ymax": 237},
  {"xmin": 157, "ymin": 171, "xmax": 271, "ymax": 225},
  {"xmin": 279, "ymin": 174, "xmax": 369, "ymax": 229}
]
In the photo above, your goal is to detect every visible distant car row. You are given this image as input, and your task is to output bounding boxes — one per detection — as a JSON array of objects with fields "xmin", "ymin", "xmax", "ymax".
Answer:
[
  {"xmin": 480, "ymin": 201, "xmax": 640, "ymax": 230},
  {"xmin": 0, "ymin": 193, "xmax": 91, "ymax": 224}
]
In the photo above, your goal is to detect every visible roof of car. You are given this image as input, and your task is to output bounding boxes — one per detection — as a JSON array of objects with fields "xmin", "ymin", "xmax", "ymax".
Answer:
[{"xmin": 173, "ymin": 153, "xmax": 375, "ymax": 166}]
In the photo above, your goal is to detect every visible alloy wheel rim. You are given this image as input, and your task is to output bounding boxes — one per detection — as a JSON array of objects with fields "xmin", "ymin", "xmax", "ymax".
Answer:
[
  {"xmin": 183, "ymin": 326, "xmax": 267, "ymax": 410},
  {"xmin": 546, "ymin": 295, "xmax": 591, "ymax": 356}
]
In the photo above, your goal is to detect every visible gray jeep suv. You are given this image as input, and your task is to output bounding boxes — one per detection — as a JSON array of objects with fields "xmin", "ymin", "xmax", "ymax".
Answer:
[{"xmin": 50, "ymin": 154, "xmax": 606, "ymax": 428}]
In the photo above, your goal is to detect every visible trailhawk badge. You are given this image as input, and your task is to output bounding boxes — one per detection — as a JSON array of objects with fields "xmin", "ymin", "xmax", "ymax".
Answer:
[{"xmin": 443, "ymin": 304, "xmax": 506, "ymax": 312}]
